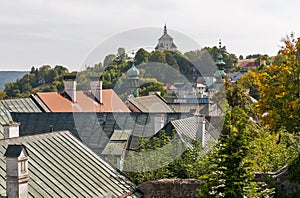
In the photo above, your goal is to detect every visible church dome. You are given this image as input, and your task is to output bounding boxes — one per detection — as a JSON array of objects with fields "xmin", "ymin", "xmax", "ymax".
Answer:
[{"xmin": 126, "ymin": 63, "xmax": 140, "ymax": 78}]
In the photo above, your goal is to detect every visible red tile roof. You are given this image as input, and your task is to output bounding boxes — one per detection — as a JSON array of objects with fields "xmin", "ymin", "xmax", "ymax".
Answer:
[
  {"xmin": 35, "ymin": 90, "xmax": 130, "ymax": 112},
  {"xmin": 238, "ymin": 59, "xmax": 256, "ymax": 68}
]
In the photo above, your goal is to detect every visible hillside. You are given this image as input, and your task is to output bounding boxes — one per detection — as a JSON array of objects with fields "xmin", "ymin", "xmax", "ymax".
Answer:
[{"xmin": 0, "ymin": 71, "xmax": 29, "ymax": 90}]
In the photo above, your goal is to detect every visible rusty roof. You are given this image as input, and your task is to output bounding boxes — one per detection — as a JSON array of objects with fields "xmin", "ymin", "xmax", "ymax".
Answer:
[{"xmin": 35, "ymin": 90, "xmax": 130, "ymax": 112}]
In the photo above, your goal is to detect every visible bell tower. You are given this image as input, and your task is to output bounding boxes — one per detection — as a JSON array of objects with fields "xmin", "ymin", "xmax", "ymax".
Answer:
[{"xmin": 126, "ymin": 63, "xmax": 140, "ymax": 97}]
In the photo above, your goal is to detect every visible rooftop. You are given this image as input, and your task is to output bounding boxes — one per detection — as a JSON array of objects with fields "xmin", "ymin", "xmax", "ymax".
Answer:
[
  {"xmin": 0, "ymin": 131, "xmax": 141, "ymax": 197},
  {"xmin": 35, "ymin": 90, "xmax": 130, "ymax": 112},
  {"xmin": 127, "ymin": 94, "xmax": 174, "ymax": 113},
  {"xmin": 11, "ymin": 112, "xmax": 188, "ymax": 155},
  {"xmin": 171, "ymin": 116, "xmax": 219, "ymax": 148}
]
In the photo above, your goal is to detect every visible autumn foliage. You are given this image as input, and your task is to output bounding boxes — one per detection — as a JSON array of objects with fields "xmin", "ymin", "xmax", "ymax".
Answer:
[{"xmin": 242, "ymin": 34, "xmax": 300, "ymax": 133}]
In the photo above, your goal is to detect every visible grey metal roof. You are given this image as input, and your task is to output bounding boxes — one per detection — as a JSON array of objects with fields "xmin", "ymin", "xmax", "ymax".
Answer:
[
  {"xmin": 0, "ymin": 106, "xmax": 13, "ymax": 139},
  {"xmin": 165, "ymin": 98, "xmax": 209, "ymax": 104},
  {"xmin": 102, "ymin": 142, "xmax": 127, "ymax": 156},
  {"xmin": 171, "ymin": 116, "xmax": 219, "ymax": 148},
  {"xmin": 11, "ymin": 112, "xmax": 187, "ymax": 156},
  {"xmin": 0, "ymin": 131, "xmax": 141, "ymax": 197},
  {"xmin": 169, "ymin": 104, "xmax": 208, "ymax": 114},
  {"xmin": 29, "ymin": 94, "xmax": 51, "ymax": 112},
  {"xmin": 128, "ymin": 95, "xmax": 174, "ymax": 113},
  {"xmin": 0, "ymin": 106, "xmax": 12, "ymax": 125},
  {"xmin": 110, "ymin": 130, "xmax": 131, "ymax": 141},
  {"xmin": 102, "ymin": 130, "xmax": 131, "ymax": 156},
  {"xmin": 0, "ymin": 97, "xmax": 49, "ymax": 113}
]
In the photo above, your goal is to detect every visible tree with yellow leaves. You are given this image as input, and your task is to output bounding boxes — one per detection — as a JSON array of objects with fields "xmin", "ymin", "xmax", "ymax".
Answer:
[{"xmin": 246, "ymin": 34, "xmax": 300, "ymax": 133}]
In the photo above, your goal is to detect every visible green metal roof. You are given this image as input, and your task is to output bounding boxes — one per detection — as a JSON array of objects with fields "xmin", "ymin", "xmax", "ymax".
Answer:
[
  {"xmin": 126, "ymin": 64, "xmax": 140, "ymax": 78},
  {"xmin": 0, "ymin": 131, "xmax": 141, "ymax": 197},
  {"xmin": 214, "ymin": 70, "xmax": 227, "ymax": 78}
]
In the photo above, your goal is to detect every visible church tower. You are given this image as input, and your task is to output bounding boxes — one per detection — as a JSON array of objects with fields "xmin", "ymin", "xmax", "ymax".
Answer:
[
  {"xmin": 126, "ymin": 63, "xmax": 140, "ymax": 97},
  {"xmin": 155, "ymin": 24, "xmax": 177, "ymax": 51},
  {"xmin": 214, "ymin": 39, "xmax": 226, "ymax": 79}
]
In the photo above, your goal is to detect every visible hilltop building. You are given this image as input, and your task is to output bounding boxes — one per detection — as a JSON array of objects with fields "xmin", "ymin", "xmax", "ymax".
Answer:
[{"xmin": 155, "ymin": 24, "xmax": 177, "ymax": 51}]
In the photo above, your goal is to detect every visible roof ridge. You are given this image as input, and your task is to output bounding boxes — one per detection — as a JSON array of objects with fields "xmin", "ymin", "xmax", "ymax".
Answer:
[{"xmin": 0, "ymin": 130, "xmax": 71, "ymax": 142}]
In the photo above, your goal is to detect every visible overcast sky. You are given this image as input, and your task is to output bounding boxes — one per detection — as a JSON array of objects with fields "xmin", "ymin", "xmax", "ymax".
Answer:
[{"xmin": 0, "ymin": 0, "xmax": 299, "ymax": 71}]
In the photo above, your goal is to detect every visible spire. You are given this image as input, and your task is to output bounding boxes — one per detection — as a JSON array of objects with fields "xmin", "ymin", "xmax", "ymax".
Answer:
[
  {"xmin": 164, "ymin": 24, "xmax": 167, "ymax": 34},
  {"xmin": 216, "ymin": 39, "xmax": 226, "ymax": 70},
  {"xmin": 214, "ymin": 39, "xmax": 226, "ymax": 79}
]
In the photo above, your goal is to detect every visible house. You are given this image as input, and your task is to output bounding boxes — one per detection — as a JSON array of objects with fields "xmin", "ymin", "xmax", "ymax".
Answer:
[
  {"xmin": 126, "ymin": 94, "xmax": 174, "ymax": 113},
  {"xmin": 160, "ymin": 115, "xmax": 219, "ymax": 150},
  {"xmin": 238, "ymin": 59, "xmax": 256, "ymax": 69},
  {"xmin": 0, "ymin": 122, "xmax": 141, "ymax": 197},
  {"xmin": 231, "ymin": 70, "xmax": 248, "ymax": 83},
  {"xmin": 11, "ymin": 112, "xmax": 189, "ymax": 169},
  {"xmin": 0, "ymin": 97, "xmax": 50, "ymax": 112},
  {"xmin": 34, "ymin": 75, "xmax": 130, "ymax": 113},
  {"xmin": 164, "ymin": 84, "xmax": 178, "ymax": 95},
  {"xmin": 0, "ymin": 75, "xmax": 130, "ymax": 113},
  {"xmin": 165, "ymin": 97, "xmax": 209, "ymax": 114}
]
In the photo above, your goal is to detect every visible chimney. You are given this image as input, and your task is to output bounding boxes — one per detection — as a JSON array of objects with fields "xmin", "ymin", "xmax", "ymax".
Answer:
[
  {"xmin": 90, "ymin": 75, "xmax": 103, "ymax": 104},
  {"xmin": 4, "ymin": 145, "xmax": 29, "ymax": 198},
  {"xmin": 3, "ymin": 121, "xmax": 20, "ymax": 139},
  {"xmin": 63, "ymin": 75, "xmax": 77, "ymax": 103},
  {"xmin": 196, "ymin": 114, "xmax": 206, "ymax": 148}
]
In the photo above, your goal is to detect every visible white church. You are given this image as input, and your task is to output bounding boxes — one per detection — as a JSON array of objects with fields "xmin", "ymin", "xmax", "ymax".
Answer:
[{"xmin": 155, "ymin": 24, "xmax": 177, "ymax": 51}]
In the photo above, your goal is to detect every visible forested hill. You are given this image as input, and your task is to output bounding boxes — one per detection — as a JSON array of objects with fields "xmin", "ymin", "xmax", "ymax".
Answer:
[{"xmin": 0, "ymin": 71, "xmax": 29, "ymax": 90}]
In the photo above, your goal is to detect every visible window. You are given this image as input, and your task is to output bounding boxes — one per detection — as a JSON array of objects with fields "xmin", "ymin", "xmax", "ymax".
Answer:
[{"xmin": 21, "ymin": 160, "xmax": 26, "ymax": 173}]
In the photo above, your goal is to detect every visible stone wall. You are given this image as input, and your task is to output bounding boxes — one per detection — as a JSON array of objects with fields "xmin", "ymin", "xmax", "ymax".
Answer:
[
  {"xmin": 139, "ymin": 179, "xmax": 204, "ymax": 198},
  {"xmin": 254, "ymin": 165, "xmax": 300, "ymax": 196}
]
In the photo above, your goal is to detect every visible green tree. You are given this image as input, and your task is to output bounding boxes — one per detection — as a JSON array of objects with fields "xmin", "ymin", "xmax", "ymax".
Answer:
[
  {"xmin": 124, "ymin": 130, "xmax": 211, "ymax": 184},
  {"xmin": 0, "ymin": 91, "xmax": 6, "ymax": 99},
  {"xmin": 117, "ymin": 47, "xmax": 128, "ymax": 62},
  {"xmin": 225, "ymin": 80, "xmax": 251, "ymax": 112},
  {"xmin": 250, "ymin": 34, "xmax": 300, "ymax": 133},
  {"xmin": 165, "ymin": 51, "xmax": 179, "ymax": 70},
  {"xmin": 103, "ymin": 54, "xmax": 117, "ymax": 67},
  {"xmin": 246, "ymin": 131, "xmax": 299, "ymax": 172},
  {"xmin": 54, "ymin": 65, "xmax": 69, "ymax": 76},
  {"xmin": 134, "ymin": 48, "xmax": 150, "ymax": 65},
  {"xmin": 139, "ymin": 79, "xmax": 167, "ymax": 97},
  {"xmin": 199, "ymin": 108, "xmax": 272, "ymax": 197},
  {"xmin": 4, "ymin": 65, "xmax": 70, "ymax": 98},
  {"xmin": 149, "ymin": 50, "xmax": 166, "ymax": 63},
  {"xmin": 202, "ymin": 46, "xmax": 238, "ymax": 71}
]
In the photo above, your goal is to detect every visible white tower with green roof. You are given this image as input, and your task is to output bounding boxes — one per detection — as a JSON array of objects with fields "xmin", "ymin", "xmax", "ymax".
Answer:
[{"xmin": 126, "ymin": 63, "xmax": 140, "ymax": 97}]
